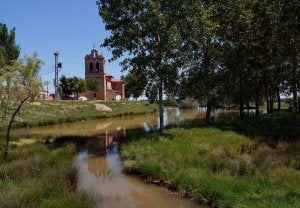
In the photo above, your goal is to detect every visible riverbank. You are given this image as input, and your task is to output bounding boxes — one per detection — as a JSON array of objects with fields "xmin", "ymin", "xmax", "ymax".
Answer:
[
  {"xmin": 1, "ymin": 100, "xmax": 157, "ymax": 129},
  {"xmin": 0, "ymin": 141, "xmax": 94, "ymax": 208},
  {"xmin": 122, "ymin": 127, "xmax": 300, "ymax": 208}
]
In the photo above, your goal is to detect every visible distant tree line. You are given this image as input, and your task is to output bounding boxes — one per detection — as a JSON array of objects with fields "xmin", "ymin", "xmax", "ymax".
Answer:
[
  {"xmin": 59, "ymin": 75, "xmax": 86, "ymax": 99},
  {"xmin": 59, "ymin": 75, "xmax": 100, "ymax": 99},
  {"xmin": 98, "ymin": 0, "xmax": 300, "ymax": 130}
]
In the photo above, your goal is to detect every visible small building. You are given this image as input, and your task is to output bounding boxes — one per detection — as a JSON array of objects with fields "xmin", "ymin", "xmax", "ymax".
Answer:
[{"xmin": 84, "ymin": 49, "xmax": 125, "ymax": 100}]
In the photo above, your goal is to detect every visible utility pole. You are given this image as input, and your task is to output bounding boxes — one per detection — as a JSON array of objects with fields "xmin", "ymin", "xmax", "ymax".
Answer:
[
  {"xmin": 46, "ymin": 82, "xmax": 49, "ymax": 98},
  {"xmin": 54, "ymin": 51, "xmax": 62, "ymax": 100}
]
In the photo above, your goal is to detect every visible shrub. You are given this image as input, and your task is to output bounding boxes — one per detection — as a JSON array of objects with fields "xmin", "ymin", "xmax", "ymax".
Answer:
[
  {"xmin": 178, "ymin": 100, "xmax": 199, "ymax": 109},
  {"xmin": 163, "ymin": 99, "xmax": 178, "ymax": 107}
]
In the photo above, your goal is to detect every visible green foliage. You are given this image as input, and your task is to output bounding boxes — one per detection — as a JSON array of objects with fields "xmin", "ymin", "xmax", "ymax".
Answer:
[
  {"xmin": 0, "ymin": 143, "xmax": 93, "ymax": 208},
  {"xmin": 59, "ymin": 75, "xmax": 86, "ymax": 99},
  {"xmin": 121, "ymin": 70, "xmax": 147, "ymax": 99},
  {"xmin": 122, "ymin": 127, "xmax": 300, "ymax": 207},
  {"xmin": 0, "ymin": 23, "xmax": 20, "ymax": 67},
  {"xmin": 0, "ymin": 54, "xmax": 43, "ymax": 158},
  {"xmin": 162, "ymin": 99, "xmax": 178, "ymax": 107},
  {"xmin": 178, "ymin": 100, "xmax": 199, "ymax": 109},
  {"xmin": 98, "ymin": 0, "xmax": 189, "ymax": 131},
  {"xmin": 86, "ymin": 78, "xmax": 99, "ymax": 92}
]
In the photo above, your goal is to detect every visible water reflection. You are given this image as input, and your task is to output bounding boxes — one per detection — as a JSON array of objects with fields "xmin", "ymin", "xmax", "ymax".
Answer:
[
  {"xmin": 11, "ymin": 108, "xmax": 204, "ymax": 138},
  {"xmin": 74, "ymin": 129, "xmax": 202, "ymax": 208},
  {"xmin": 13, "ymin": 108, "xmax": 207, "ymax": 208}
]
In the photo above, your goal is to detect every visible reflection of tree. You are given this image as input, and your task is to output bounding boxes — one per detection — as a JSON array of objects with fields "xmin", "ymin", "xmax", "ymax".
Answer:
[
  {"xmin": 87, "ymin": 138, "xmax": 107, "ymax": 156},
  {"xmin": 96, "ymin": 122, "xmax": 112, "ymax": 130}
]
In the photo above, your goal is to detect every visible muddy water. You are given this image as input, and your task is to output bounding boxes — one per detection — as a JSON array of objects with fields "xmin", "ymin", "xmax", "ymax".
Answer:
[
  {"xmin": 11, "ymin": 108, "xmax": 204, "ymax": 137},
  {"xmin": 75, "ymin": 142, "xmax": 201, "ymax": 208},
  {"xmin": 12, "ymin": 108, "xmax": 206, "ymax": 208}
]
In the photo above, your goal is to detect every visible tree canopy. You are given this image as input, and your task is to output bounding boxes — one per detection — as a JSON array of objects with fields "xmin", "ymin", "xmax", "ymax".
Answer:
[
  {"xmin": 59, "ymin": 75, "xmax": 86, "ymax": 99},
  {"xmin": 98, "ymin": 0, "xmax": 189, "ymax": 132},
  {"xmin": 0, "ymin": 23, "xmax": 20, "ymax": 68},
  {"xmin": 0, "ymin": 54, "xmax": 43, "ymax": 158},
  {"xmin": 98, "ymin": 0, "xmax": 300, "ymax": 126}
]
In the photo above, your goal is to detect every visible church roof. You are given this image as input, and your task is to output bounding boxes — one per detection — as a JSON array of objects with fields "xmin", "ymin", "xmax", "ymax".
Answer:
[
  {"xmin": 104, "ymin": 73, "xmax": 123, "ymax": 82},
  {"xmin": 111, "ymin": 78, "xmax": 123, "ymax": 82},
  {"xmin": 104, "ymin": 73, "xmax": 113, "ymax": 77}
]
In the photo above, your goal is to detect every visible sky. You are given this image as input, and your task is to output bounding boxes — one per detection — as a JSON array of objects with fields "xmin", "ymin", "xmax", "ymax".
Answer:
[{"xmin": 0, "ymin": 0, "xmax": 124, "ymax": 93}]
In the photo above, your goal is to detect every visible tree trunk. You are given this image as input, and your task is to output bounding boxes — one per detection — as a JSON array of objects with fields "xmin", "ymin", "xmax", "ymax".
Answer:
[
  {"xmin": 266, "ymin": 93, "xmax": 270, "ymax": 114},
  {"xmin": 255, "ymin": 95, "xmax": 260, "ymax": 117},
  {"xmin": 270, "ymin": 95, "xmax": 274, "ymax": 113},
  {"xmin": 277, "ymin": 88, "xmax": 281, "ymax": 111},
  {"xmin": 239, "ymin": 99, "xmax": 244, "ymax": 120},
  {"xmin": 159, "ymin": 78, "xmax": 164, "ymax": 133},
  {"xmin": 239, "ymin": 75, "xmax": 244, "ymax": 120},
  {"xmin": 206, "ymin": 101, "xmax": 212, "ymax": 124},
  {"xmin": 246, "ymin": 101, "xmax": 250, "ymax": 115},
  {"xmin": 4, "ymin": 94, "xmax": 30, "ymax": 159},
  {"xmin": 292, "ymin": 64, "xmax": 297, "ymax": 127}
]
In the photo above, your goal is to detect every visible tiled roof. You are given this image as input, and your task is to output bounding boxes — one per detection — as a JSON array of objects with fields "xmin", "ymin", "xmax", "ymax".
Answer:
[{"xmin": 111, "ymin": 78, "xmax": 123, "ymax": 82}]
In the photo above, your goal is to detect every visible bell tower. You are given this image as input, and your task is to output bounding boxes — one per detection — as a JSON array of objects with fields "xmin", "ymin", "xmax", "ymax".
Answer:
[
  {"xmin": 84, "ymin": 49, "xmax": 106, "ymax": 100},
  {"xmin": 85, "ymin": 49, "xmax": 105, "ymax": 74}
]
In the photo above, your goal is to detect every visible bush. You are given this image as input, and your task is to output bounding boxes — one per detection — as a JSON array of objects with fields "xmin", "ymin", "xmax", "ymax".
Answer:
[
  {"xmin": 163, "ymin": 99, "xmax": 178, "ymax": 106},
  {"xmin": 0, "ymin": 143, "xmax": 94, "ymax": 208},
  {"xmin": 178, "ymin": 100, "xmax": 199, "ymax": 109}
]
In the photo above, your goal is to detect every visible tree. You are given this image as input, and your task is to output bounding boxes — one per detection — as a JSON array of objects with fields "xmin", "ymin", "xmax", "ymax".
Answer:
[
  {"xmin": 59, "ymin": 76, "xmax": 86, "ymax": 99},
  {"xmin": 98, "ymin": 0, "xmax": 186, "ymax": 133},
  {"xmin": 0, "ymin": 23, "xmax": 21, "ymax": 120},
  {"xmin": 275, "ymin": 0, "xmax": 300, "ymax": 126},
  {"xmin": 121, "ymin": 69, "xmax": 147, "ymax": 99},
  {"xmin": 0, "ymin": 23, "xmax": 20, "ymax": 67},
  {"xmin": 0, "ymin": 54, "xmax": 43, "ymax": 159},
  {"xmin": 72, "ymin": 77, "xmax": 86, "ymax": 99},
  {"xmin": 59, "ymin": 75, "xmax": 72, "ymax": 98},
  {"xmin": 86, "ymin": 78, "xmax": 99, "ymax": 99}
]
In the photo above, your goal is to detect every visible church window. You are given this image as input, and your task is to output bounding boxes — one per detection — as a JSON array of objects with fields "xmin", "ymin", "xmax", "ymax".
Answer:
[
  {"xmin": 96, "ymin": 62, "xmax": 99, "ymax": 72},
  {"xmin": 90, "ymin": 62, "xmax": 94, "ymax": 72}
]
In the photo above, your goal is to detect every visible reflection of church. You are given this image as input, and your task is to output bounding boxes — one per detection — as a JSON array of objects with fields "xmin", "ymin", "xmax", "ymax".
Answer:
[
  {"xmin": 84, "ymin": 49, "xmax": 125, "ymax": 100},
  {"xmin": 86, "ymin": 128, "xmax": 126, "ymax": 176}
]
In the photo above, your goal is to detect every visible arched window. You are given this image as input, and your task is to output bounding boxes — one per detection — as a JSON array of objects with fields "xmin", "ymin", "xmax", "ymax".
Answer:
[
  {"xmin": 96, "ymin": 62, "xmax": 99, "ymax": 72},
  {"xmin": 90, "ymin": 62, "xmax": 93, "ymax": 72}
]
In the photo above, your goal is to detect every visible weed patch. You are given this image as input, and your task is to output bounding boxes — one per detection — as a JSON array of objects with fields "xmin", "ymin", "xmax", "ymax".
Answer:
[
  {"xmin": 0, "ymin": 143, "xmax": 94, "ymax": 208},
  {"xmin": 122, "ymin": 127, "xmax": 300, "ymax": 207}
]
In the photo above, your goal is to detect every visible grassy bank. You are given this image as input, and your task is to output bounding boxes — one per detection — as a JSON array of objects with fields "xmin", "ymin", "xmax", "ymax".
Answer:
[
  {"xmin": 215, "ymin": 110, "xmax": 299, "ymax": 139},
  {"xmin": 122, "ymin": 127, "xmax": 300, "ymax": 208},
  {"xmin": 3, "ymin": 100, "xmax": 157, "ymax": 129},
  {"xmin": 0, "ymin": 142, "xmax": 93, "ymax": 208}
]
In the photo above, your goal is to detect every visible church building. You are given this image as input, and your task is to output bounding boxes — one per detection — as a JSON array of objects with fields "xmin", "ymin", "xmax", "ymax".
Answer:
[{"xmin": 84, "ymin": 49, "xmax": 125, "ymax": 100}]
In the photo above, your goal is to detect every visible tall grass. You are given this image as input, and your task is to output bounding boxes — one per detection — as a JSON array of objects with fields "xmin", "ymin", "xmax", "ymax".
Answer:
[
  {"xmin": 1, "ymin": 100, "xmax": 157, "ymax": 130},
  {"xmin": 122, "ymin": 127, "xmax": 300, "ymax": 208},
  {"xmin": 0, "ymin": 143, "xmax": 94, "ymax": 208}
]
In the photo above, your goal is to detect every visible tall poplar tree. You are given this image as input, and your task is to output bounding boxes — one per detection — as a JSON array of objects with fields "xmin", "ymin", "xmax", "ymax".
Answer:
[
  {"xmin": 0, "ymin": 23, "xmax": 20, "ymax": 68},
  {"xmin": 97, "ymin": 0, "xmax": 185, "ymax": 133}
]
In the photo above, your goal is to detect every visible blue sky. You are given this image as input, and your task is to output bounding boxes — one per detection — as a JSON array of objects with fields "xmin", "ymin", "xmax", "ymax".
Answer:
[{"xmin": 0, "ymin": 0, "xmax": 124, "ymax": 93}]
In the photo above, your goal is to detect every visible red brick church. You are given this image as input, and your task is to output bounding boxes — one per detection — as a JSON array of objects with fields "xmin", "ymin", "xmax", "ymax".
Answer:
[{"xmin": 84, "ymin": 49, "xmax": 125, "ymax": 100}]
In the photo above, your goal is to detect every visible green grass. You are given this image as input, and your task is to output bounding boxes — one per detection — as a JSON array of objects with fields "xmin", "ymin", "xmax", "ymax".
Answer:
[
  {"xmin": 122, "ymin": 127, "xmax": 300, "ymax": 208},
  {"xmin": 0, "ymin": 142, "xmax": 94, "ymax": 208},
  {"xmin": 215, "ymin": 110, "xmax": 300, "ymax": 139},
  {"xmin": 2, "ymin": 100, "xmax": 157, "ymax": 129}
]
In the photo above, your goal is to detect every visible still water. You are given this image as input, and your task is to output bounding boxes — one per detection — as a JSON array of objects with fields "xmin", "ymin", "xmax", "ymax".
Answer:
[{"xmin": 12, "ymin": 108, "xmax": 207, "ymax": 208}]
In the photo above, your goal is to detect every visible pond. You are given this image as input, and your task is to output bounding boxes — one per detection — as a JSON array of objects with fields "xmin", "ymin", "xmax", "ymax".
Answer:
[{"xmin": 12, "ymin": 108, "xmax": 208, "ymax": 208}]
